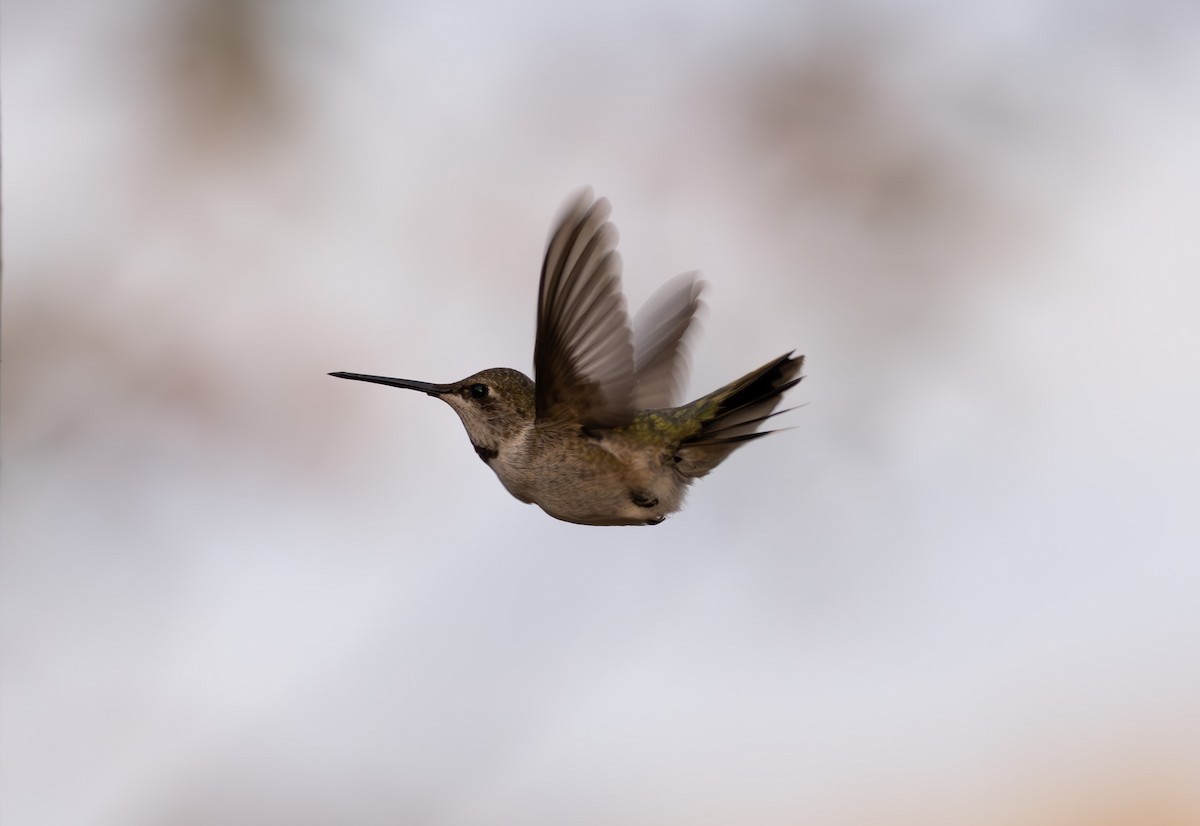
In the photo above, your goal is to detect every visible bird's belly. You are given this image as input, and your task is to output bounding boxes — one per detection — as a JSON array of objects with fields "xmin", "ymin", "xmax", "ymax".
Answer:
[
  {"xmin": 493, "ymin": 443, "xmax": 688, "ymax": 526},
  {"xmin": 539, "ymin": 487, "xmax": 683, "ymax": 526}
]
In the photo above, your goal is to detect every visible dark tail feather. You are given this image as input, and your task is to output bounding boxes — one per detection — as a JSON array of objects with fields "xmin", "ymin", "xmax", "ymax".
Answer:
[
  {"xmin": 673, "ymin": 352, "xmax": 803, "ymax": 477},
  {"xmin": 698, "ymin": 404, "xmax": 799, "ymax": 439}
]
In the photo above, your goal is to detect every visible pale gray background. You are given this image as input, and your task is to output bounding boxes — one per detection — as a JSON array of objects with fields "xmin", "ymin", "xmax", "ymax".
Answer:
[{"xmin": 3, "ymin": 0, "xmax": 1198, "ymax": 823}]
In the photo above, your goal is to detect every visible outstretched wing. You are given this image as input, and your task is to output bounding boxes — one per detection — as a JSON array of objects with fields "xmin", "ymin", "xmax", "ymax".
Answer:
[
  {"xmin": 533, "ymin": 189, "xmax": 637, "ymax": 427},
  {"xmin": 631, "ymin": 272, "xmax": 705, "ymax": 410}
]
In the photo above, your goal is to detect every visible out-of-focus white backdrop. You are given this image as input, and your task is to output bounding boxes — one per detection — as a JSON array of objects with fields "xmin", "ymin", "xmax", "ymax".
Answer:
[{"xmin": 3, "ymin": 0, "xmax": 1198, "ymax": 823}]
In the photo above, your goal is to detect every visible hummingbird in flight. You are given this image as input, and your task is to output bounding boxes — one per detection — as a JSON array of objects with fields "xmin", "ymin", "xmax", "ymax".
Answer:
[{"xmin": 331, "ymin": 189, "xmax": 803, "ymax": 525}]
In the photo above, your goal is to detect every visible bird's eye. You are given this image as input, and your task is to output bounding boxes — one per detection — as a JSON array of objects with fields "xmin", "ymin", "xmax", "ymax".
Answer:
[{"xmin": 468, "ymin": 383, "xmax": 489, "ymax": 399}]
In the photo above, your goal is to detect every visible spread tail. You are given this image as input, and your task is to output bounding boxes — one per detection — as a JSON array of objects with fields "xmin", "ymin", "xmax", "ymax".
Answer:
[{"xmin": 673, "ymin": 352, "xmax": 804, "ymax": 477}]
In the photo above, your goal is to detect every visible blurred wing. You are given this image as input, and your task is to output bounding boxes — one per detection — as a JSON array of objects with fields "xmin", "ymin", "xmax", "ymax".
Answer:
[
  {"xmin": 533, "ymin": 189, "xmax": 636, "ymax": 427},
  {"xmin": 631, "ymin": 272, "xmax": 705, "ymax": 409}
]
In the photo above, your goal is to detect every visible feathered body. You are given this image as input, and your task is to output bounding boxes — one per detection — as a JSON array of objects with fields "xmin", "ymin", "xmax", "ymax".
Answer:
[{"xmin": 332, "ymin": 190, "xmax": 803, "ymax": 525}]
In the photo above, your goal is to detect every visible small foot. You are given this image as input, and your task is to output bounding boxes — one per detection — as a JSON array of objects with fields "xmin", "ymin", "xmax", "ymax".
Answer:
[{"xmin": 630, "ymin": 490, "xmax": 659, "ymax": 509}]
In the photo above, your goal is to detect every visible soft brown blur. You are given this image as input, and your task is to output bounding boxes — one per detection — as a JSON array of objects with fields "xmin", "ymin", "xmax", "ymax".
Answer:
[{"xmin": 3, "ymin": 0, "xmax": 1198, "ymax": 824}]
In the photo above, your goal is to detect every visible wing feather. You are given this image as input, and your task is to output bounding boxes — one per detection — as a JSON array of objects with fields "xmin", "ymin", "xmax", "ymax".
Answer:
[
  {"xmin": 631, "ymin": 272, "xmax": 705, "ymax": 409},
  {"xmin": 533, "ymin": 190, "xmax": 636, "ymax": 427}
]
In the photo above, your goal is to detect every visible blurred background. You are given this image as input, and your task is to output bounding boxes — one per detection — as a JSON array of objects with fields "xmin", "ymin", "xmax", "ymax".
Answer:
[{"xmin": 3, "ymin": 0, "xmax": 1199, "ymax": 823}]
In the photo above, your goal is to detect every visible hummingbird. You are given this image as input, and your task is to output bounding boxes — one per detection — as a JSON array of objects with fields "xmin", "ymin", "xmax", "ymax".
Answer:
[{"xmin": 331, "ymin": 189, "xmax": 803, "ymax": 526}]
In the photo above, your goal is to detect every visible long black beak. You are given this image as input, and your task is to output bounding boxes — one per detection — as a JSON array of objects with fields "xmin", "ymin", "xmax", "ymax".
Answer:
[{"xmin": 328, "ymin": 372, "xmax": 449, "ymax": 397}]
